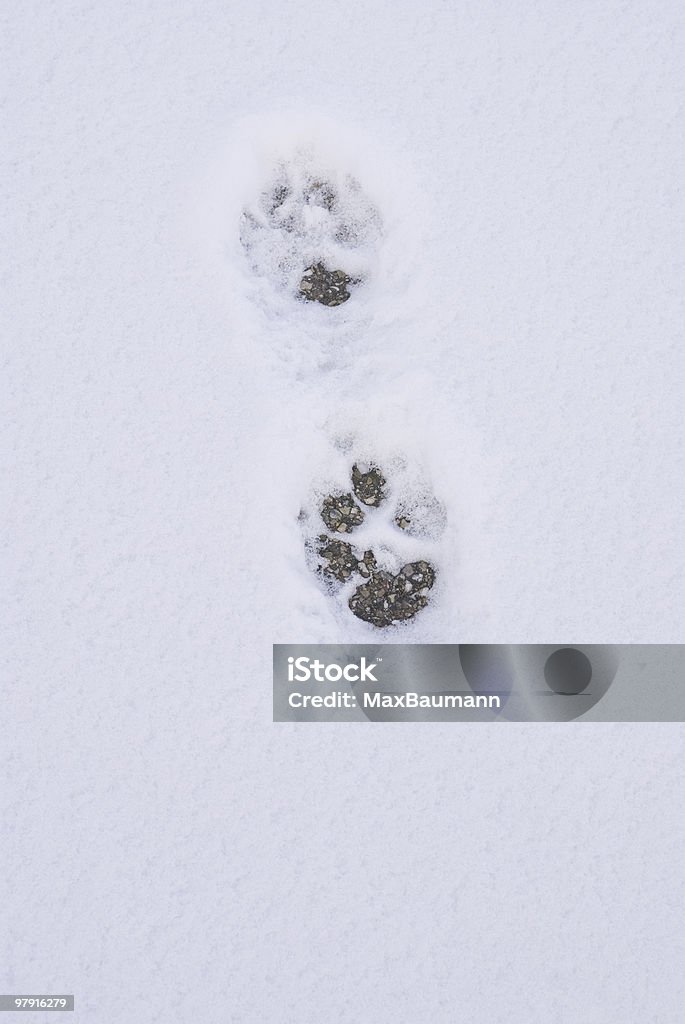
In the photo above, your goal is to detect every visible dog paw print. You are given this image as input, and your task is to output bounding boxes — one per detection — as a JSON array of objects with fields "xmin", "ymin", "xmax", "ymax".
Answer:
[
  {"xmin": 240, "ymin": 159, "xmax": 381, "ymax": 305},
  {"xmin": 307, "ymin": 462, "xmax": 440, "ymax": 628}
]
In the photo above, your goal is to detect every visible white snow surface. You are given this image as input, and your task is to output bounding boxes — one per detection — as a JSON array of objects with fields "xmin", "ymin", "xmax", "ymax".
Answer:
[{"xmin": 2, "ymin": 2, "xmax": 685, "ymax": 1022}]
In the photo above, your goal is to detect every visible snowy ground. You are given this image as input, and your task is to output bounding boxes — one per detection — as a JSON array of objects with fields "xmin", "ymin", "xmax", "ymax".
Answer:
[{"xmin": 3, "ymin": 1, "xmax": 685, "ymax": 1022}]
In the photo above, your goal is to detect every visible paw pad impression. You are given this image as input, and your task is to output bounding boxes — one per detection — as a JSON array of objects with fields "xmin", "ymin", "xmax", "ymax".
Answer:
[
  {"xmin": 349, "ymin": 562, "xmax": 436, "ymax": 627},
  {"xmin": 299, "ymin": 263, "xmax": 351, "ymax": 307},
  {"xmin": 351, "ymin": 463, "xmax": 386, "ymax": 506},
  {"xmin": 320, "ymin": 493, "xmax": 365, "ymax": 533}
]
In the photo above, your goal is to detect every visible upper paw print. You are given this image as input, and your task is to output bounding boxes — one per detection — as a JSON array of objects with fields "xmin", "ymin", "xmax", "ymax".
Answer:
[{"xmin": 240, "ymin": 158, "xmax": 381, "ymax": 304}]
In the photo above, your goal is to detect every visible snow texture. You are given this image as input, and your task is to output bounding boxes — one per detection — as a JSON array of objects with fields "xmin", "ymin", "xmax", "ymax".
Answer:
[{"xmin": 2, "ymin": 1, "xmax": 685, "ymax": 1022}]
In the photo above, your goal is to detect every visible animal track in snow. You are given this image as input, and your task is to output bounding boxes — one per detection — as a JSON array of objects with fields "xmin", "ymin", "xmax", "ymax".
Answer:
[
  {"xmin": 302, "ymin": 458, "xmax": 446, "ymax": 628},
  {"xmin": 240, "ymin": 154, "xmax": 381, "ymax": 304}
]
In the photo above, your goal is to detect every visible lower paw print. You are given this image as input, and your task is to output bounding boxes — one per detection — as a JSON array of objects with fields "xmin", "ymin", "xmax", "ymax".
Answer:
[{"xmin": 304, "ymin": 462, "xmax": 444, "ymax": 628}]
